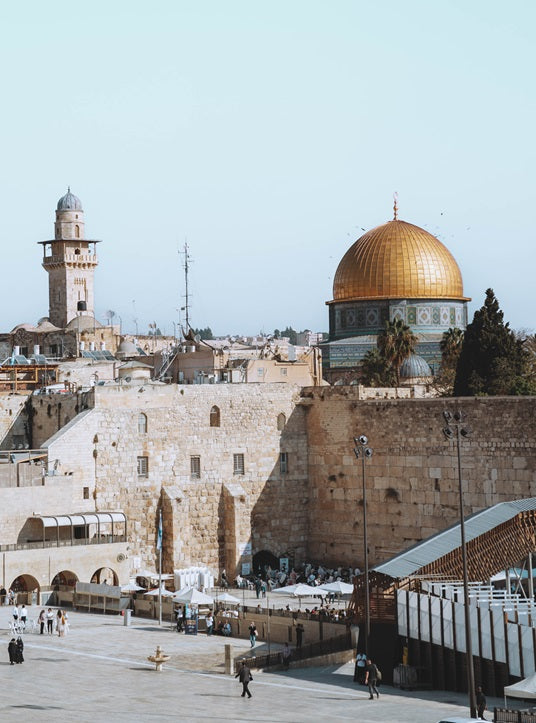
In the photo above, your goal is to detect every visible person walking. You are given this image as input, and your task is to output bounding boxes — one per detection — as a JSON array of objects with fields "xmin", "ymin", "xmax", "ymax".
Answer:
[
  {"xmin": 235, "ymin": 660, "xmax": 253, "ymax": 698},
  {"xmin": 38, "ymin": 609, "xmax": 46, "ymax": 634},
  {"xmin": 206, "ymin": 613, "xmax": 214, "ymax": 636},
  {"xmin": 356, "ymin": 652, "xmax": 367, "ymax": 683},
  {"xmin": 476, "ymin": 686, "xmax": 487, "ymax": 720},
  {"xmin": 248, "ymin": 622, "xmax": 257, "ymax": 648},
  {"xmin": 281, "ymin": 642, "xmax": 291, "ymax": 670},
  {"xmin": 295, "ymin": 622, "xmax": 304, "ymax": 649},
  {"xmin": 46, "ymin": 608, "xmax": 54, "ymax": 634},
  {"xmin": 20, "ymin": 604, "xmax": 27, "ymax": 628},
  {"xmin": 15, "ymin": 637, "xmax": 24, "ymax": 664},
  {"xmin": 8, "ymin": 638, "xmax": 17, "ymax": 665},
  {"xmin": 365, "ymin": 658, "xmax": 380, "ymax": 699}
]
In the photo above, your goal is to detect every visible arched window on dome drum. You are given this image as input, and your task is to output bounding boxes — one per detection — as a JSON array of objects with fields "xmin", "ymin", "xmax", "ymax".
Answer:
[
  {"xmin": 277, "ymin": 413, "xmax": 286, "ymax": 431},
  {"xmin": 138, "ymin": 413, "xmax": 147, "ymax": 434},
  {"xmin": 210, "ymin": 406, "xmax": 220, "ymax": 428}
]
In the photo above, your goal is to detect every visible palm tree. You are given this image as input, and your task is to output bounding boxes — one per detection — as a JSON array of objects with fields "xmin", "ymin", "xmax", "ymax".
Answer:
[
  {"xmin": 440, "ymin": 327, "xmax": 464, "ymax": 368},
  {"xmin": 377, "ymin": 318, "xmax": 418, "ymax": 386}
]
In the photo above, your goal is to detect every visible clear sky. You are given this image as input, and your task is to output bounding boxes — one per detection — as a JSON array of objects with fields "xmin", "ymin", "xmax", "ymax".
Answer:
[{"xmin": 0, "ymin": 0, "xmax": 534, "ymax": 337}]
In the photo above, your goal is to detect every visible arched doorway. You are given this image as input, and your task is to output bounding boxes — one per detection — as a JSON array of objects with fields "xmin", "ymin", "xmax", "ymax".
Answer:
[
  {"xmin": 91, "ymin": 567, "xmax": 118, "ymax": 586},
  {"xmin": 51, "ymin": 570, "xmax": 78, "ymax": 589},
  {"xmin": 10, "ymin": 574, "xmax": 40, "ymax": 605},
  {"xmin": 252, "ymin": 550, "xmax": 279, "ymax": 577}
]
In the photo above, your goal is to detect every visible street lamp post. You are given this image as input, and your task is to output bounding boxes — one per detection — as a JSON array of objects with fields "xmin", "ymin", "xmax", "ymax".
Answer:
[
  {"xmin": 443, "ymin": 410, "xmax": 477, "ymax": 719},
  {"xmin": 353, "ymin": 435, "xmax": 373, "ymax": 658}
]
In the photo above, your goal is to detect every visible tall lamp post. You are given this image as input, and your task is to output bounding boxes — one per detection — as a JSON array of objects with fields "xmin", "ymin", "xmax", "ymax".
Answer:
[
  {"xmin": 442, "ymin": 410, "xmax": 476, "ymax": 719},
  {"xmin": 353, "ymin": 435, "xmax": 373, "ymax": 658}
]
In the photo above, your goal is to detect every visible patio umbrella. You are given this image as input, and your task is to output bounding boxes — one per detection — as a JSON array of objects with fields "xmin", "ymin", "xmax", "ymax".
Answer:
[
  {"xmin": 173, "ymin": 587, "xmax": 214, "ymax": 605},
  {"xmin": 144, "ymin": 586, "xmax": 174, "ymax": 597},
  {"xmin": 317, "ymin": 581, "xmax": 354, "ymax": 595},
  {"xmin": 271, "ymin": 583, "xmax": 323, "ymax": 607},
  {"xmin": 121, "ymin": 582, "xmax": 146, "ymax": 592},
  {"xmin": 215, "ymin": 591, "xmax": 241, "ymax": 605}
]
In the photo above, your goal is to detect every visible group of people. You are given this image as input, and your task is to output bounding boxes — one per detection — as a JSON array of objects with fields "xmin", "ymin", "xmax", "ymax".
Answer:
[
  {"xmin": 233, "ymin": 562, "xmax": 360, "ymax": 593},
  {"xmin": 7, "ymin": 637, "xmax": 24, "ymax": 665},
  {"xmin": 37, "ymin": 608, "xmax": 69, "ymax": 636},
  {"xmin": 11, "ymin": 604, "xmax": 28, "ymax": 629},
  {"xmin": 0, "ymin": 587, "xmax": 17, "ymax": 606}
]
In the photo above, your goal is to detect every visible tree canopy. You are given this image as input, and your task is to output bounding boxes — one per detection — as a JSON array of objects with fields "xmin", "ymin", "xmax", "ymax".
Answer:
[
  {"xmin": 377, "ymin": 318, "xmax": 418, "ymax": 385},
  {"xmin": 192, "ymin": 327, "xmax": 213, "ymax": 340},
  {"xmin": 453, "ymin": 289, "xmax": 533, "ymax": 396}
]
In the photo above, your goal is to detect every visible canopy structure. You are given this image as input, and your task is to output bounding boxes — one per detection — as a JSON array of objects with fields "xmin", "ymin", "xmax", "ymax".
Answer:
[
  {"xmin": 144, "ymin": 586, "xmax": 174, "ymax": 597},
  {"xmin": 272, "ymin": 583, "xmax": 322, "ymax": 597},
  {"xmin": 173, "ymin": 587, "xmax": 214, "ymax": 605},
  {"xmin": 121, "ymin": 582, "xmax": 146, "ymax": 593},
  {"xmin": 34, "ymin": 512, "xmax": 127, "ymax": 546},
  {"xmin": 215, "ymin": 591, "xmax": 241, "ymax": 605},
  {"xmin": 505, "ymin": 673, "xmax": 536, "ymax": 700},
  {"xmin": 317, "ymin": 581, "xmax": 354, "ymax": 595}
]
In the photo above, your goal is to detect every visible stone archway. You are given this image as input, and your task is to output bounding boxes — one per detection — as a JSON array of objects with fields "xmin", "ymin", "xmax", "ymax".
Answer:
[
  {"xmin": 10, "ymin": 574, "xmax": 40, "ymax": 604},
  {"xmin": 91, "ymin": 567, "xmax": 118, "ymax": 586},
  {"xmin": 252, "ymin": 550, "xmax": 280, "ymax": 577},
  {"xmin": 51, "ymin": 570, "xmax": 79, "ymax": 589}
]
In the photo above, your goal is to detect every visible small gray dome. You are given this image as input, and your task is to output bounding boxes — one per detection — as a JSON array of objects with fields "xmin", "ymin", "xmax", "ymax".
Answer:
[
  {"xmin": 57, "ymin": 187, "xmax": 83, "ymax": 211},
  {"xmin": 400, "ymin": 354, "xmax": 432, "ymax": 379}
]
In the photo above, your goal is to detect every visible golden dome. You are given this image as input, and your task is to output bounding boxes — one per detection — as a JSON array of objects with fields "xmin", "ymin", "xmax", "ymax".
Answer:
[{"xmin": 332, "ymin": 219, "xmax": 468, "ymax": 302}]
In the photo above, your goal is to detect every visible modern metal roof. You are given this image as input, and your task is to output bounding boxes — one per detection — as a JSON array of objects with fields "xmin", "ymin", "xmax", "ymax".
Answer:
[
  {"xmin": 373, "ymin": 497, "xmax": 536, "ymax": 579},
  {"xmin": 36, "ymin": 512, "xmax": 126, "ymax": 528}
]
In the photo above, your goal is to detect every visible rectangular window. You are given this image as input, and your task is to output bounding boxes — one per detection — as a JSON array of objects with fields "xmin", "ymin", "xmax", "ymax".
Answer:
[
  {"xmin": 190, "ymin": 456, "xmax": 201, "ymax": 479},
  {"xmin": 137, "ymin": 456, "xmax": 148, "ymax": 477},
  {"xmin": 280, "ymin": 452, "xmax": 289, "ymax": 475},
  {"xmin": 83, "ymin": 486, "xmax": 89, "ymax": 499},
  {"xmin": 257, "ymin": 367, "xmax": 264, "ymax": 377},
  {"xmin": 280, "ymin": 367, "xmax": 288, "ymax": 376},
  {"xmin": 233, "ymin": 453, "xmax": 245, "ymax": 475}
]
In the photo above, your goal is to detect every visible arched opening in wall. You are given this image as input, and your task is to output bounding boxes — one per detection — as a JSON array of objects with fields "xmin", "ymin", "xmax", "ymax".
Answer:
[
  {"xmin": 10, "ymin": 574, "xmax": 40, "ymax": 605},
  {"xmin": 277, "ymin": 413, "xmax": 286, "ymax": 431},
  {"xmin": 252, "ymin": 550, "xmax": 280, "ymax": 577},
  {"xmin": 51, "ymin": 570, "xmax": 78, "ymax": 590},
  {"xmin": 91, "ymin": 567, "xmax": 118, "ymax": 586},
  {"xmin": 138, "ymin": 412, "xmax": 147, "ymax": 434},
  {"xmin": 75, "ymin": 225, "xmax": 80, "ymax": 238},
  {"xmin": 210, "ymin": 405, "xmax": 220, "ymax": 427}
]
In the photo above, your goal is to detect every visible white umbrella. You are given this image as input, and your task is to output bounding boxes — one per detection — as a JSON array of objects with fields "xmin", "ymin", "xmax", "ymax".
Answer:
[
  {"xmin": 215, "ymin": 591, "xmax": 241, "ymax": 605},
  {"xmin": 272, "ymin": 583, "xmax": 321, "ymax": 597},
  {"xmin": 317, "ymin": 581, "xmax": 354, "ymax": 595},
  {"xmin": 121, "ymin": 582, "xmax": 146, "ymax": 592},
  {"xmin": 144, "ymin": 586, "xmax": 174, "ymax": 597},
  {"xmin": 173, "ymin": 587, "xmax": 214, "ymax": 605}
]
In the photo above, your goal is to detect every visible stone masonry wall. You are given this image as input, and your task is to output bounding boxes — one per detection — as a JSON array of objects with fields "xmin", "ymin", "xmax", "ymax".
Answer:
[{"xmin": 303, "ymin": 388, "xmax": 536, "ymax": 568}]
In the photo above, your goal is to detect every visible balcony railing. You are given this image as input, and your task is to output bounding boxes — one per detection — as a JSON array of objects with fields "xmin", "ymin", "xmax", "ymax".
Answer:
[{"xmin": 0, "ymin": 535, "xmax": 126, "ymax": 552}]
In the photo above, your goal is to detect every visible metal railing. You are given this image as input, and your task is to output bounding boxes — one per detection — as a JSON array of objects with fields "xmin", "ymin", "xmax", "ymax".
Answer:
[
  {"xmin": 494, "ymin": 709, "xmax": 536, "ymax": 722},
  {"xmin": 234, "ymin": 631, "xmax": 352, "ymax": 673},
  {"xmin": 0, "ymin": 535, "xmax": 126, "ymax": 552}
]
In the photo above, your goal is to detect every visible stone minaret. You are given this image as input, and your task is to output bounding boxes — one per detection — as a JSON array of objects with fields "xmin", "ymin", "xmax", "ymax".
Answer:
[{"xmin": 40, "ymin": 188, "xmax": 101, "ymax": 328}]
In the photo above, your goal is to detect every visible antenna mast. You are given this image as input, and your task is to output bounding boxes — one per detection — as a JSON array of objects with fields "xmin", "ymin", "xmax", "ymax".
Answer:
[{"xmin": 180, "ymin": 242, "xmax": 192, "ymax": 332}]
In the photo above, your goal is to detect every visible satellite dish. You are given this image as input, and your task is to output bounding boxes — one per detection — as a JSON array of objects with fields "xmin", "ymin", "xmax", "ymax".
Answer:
[{"xmin": 194, "ymin": 334, "xmax": 201, "ymax": 343}]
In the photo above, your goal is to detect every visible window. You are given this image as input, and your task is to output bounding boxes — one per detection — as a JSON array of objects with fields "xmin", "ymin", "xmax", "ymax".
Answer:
[
  {"xmin": 257, "ymin": 367, "xmax": 264, "ymax": 377},
  {"xmin": 75, "ymin": 225, "xmax": 80, "ymax": 238},
  {"xmin": 277, "ymin": 413, "xmax": 286, "ymax": 431},
  {"xmin": 83, "ymin": 487, "xmax": 89, "ymax": 499},
  {"xmin": 137, "ymin": 456, "xmax": 148, "ymax": 477},
  {"xmin": 280, "ymin": 367, "xmax": 288, "ymax": 376},
  {"xmin": 138, "ymin": 413, "xmax": 147, "ymax": 434},
  {"xmin": 210, "ymin": 405, "xmax": 220, "ymax": 428},
  {"xmin": 280, "ymin": 452, "xmax": 289, "ymax": 475},
  {"xmin": 233, "ymin": 453, "xmax": 245, "ymax": 475},
  {"xmin": 190, "ymin": 456, "xmax": 201, "ymax": 479}
]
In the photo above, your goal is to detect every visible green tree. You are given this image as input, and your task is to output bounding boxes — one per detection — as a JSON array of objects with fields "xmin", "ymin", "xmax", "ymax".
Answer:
[
  {"xmin": 434, "ymin": 327, "xmax": 464, "ymax": 394},
  {"xmin": 377, "ymin": 319, "xmax": 418, "ymax": 386},
  {"xmin": 281, "ymin": 326, "xmax": 297, "ymax": 345},
  {"xmin": 192, "ymin": 327, "xmax": 213, "ymax": 340},
  {"xmin": 454, "ymin": 289, "xmax": 532, "ymax": 396},
  {"xmin": 360, "ymin": 348, "xmax": 396, "ymax": 387}
]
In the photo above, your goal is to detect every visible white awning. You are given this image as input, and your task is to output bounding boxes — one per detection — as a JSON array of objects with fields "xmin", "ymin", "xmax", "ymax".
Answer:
[{"xmin": 36, "ymin": 512, "xmax": 127, "ymax": 528}]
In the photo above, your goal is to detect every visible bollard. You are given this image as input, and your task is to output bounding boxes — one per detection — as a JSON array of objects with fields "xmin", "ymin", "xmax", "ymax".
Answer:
[
  {"xmin": 224, "ymin": 644, "xmax": 232, "ymax": 675},
  {"xmin": 123, "ymin": 609, "xmax": 132, "ymax": 627}
]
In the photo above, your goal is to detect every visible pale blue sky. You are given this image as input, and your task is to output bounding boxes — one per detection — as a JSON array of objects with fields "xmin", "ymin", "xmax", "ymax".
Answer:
[{"xmin": 0, "ymin": 0, "xmax": 534, "ymax": 336}]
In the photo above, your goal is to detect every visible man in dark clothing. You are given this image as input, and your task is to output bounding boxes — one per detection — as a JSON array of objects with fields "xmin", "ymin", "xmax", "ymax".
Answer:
[
  {"xmin": 364, "ymin": 659, "xmax": 379, "ymax": 699},
  {"xmin": 476, "ymin": 686, "xmax": 487, "ymax": 720},
  {"xmin": 295, "ymin": 623, "xmax": 304, "ymax": 649},
  {"xmin": 235, "ymin": 661, "xmax": 253, "ymax": 698},
  {"xmin": 8, "ymin": 638, "xmax": 17, "ymax": 665}
]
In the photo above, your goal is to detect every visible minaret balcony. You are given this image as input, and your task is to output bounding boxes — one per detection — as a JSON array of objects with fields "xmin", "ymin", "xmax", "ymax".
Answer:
[{"xmin": 43, "ymin": 253, "xmax": 98, "ymax": 267}]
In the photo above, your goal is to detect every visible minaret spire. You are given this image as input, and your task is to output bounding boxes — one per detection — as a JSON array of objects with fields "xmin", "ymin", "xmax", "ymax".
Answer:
[{"xmin": 393, "ymin": 192, "xmax": 399, "ymax": 220}]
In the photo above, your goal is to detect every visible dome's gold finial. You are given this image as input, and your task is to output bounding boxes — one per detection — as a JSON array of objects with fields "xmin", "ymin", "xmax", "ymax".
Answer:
[{"xmin": 393, "ymin": 192, "xmax": 398, "ymax": 220}]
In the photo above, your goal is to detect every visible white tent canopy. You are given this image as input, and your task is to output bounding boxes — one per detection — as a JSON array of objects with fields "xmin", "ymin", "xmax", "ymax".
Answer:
[
  {"xmin": 144, "ymin": 586, "xmax": 174, "ymax": 597},
  {"xmin": 317, "ymin": 581, "xmax": 354, "ymax": 595},
  {"xmin": 272, "ymin": 583, "xmax": 322, "ymax": 597},
  {"xmin": 215, "ymin": 591, "xmax": 241, "ymax": 605},
  {"xmin": 505, "ymin": 673, "xmax": 536, "ymax": 700},
  {"xmin": 173, "ymin": 587, "xmax": 214, "ymax": 605}
]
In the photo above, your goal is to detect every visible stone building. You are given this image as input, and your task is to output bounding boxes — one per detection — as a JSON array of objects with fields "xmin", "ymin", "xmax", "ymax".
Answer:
[{"xmin": 321, "ymin": 201, "xmax": 471, "ymax": 381}]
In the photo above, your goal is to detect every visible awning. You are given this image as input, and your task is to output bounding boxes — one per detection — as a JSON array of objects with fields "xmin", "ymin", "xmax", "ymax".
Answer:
[{"xmin": 36, "ymin": 512, "xmax": 127, "ymax": 528}]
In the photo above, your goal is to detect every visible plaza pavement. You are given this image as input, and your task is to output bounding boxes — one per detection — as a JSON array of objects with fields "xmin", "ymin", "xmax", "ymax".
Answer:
[{"xmin": 0, "ymin": 605, "xmax": 500, "ymax": 722}]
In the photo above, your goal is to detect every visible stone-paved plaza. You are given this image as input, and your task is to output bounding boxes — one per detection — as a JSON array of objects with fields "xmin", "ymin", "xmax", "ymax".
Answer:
[{"xmin": 0, "ymin": 605, "xmax": 502, "ymax": 722}]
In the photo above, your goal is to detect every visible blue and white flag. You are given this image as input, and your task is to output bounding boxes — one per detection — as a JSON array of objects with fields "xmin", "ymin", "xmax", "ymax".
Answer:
[{"xmin": 156, "ymin": 510, "xmax": 163, "ymax": 551}]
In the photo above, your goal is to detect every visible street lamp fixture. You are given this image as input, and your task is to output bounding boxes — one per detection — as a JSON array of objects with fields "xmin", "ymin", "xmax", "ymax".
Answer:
[
  {"xmin": 353, "ymin": 435, "xmax": 373, "ymax": 659},
  {"xmin": 442, "ymin": 409, "xmax": 476, "ymax": 719}
]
